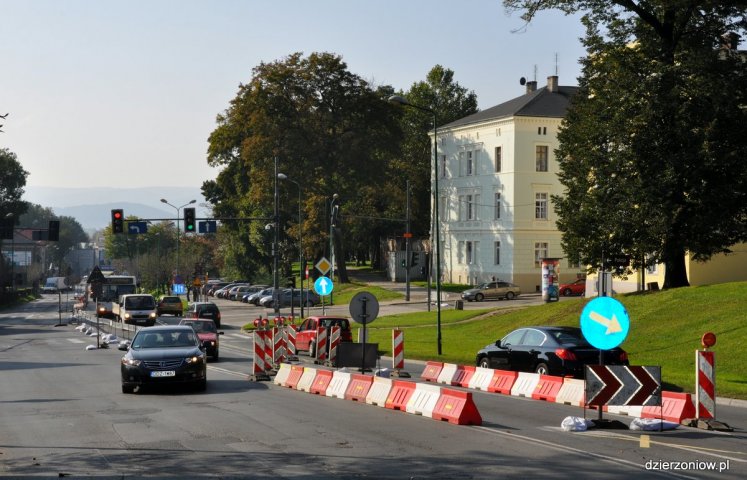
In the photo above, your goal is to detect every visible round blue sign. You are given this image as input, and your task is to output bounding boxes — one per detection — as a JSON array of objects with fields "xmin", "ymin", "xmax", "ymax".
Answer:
[
  {"xmin": 314, "ymin": 276, "xmax": 334, "ymax": 296},
  {"xmin": 580, "ymin": 297, "xmax": 630, "ymax": 350}
]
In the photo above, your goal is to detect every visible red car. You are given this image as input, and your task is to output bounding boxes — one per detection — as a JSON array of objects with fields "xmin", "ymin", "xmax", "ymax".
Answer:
[
  {"xmin": 559, "ymin": 279, "xmax": 586, "ymax": 296},
  {"xmin": 179, "ymin": 318, "xmax": 223, "ymax": 360},
  {"xmin": 295, "ymin": 316, "xmax": 352, "ymax": 356}
]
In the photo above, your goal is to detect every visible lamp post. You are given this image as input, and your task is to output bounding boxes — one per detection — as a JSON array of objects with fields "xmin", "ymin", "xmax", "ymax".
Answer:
[
  {"xmin": 278, "ymin": 172, "xmax": 304, "ymax": 318},
  {"xmin": 160, "ymin": 198, "xmax": 196, "ymax": 292},
  {"xmin": 329, "ymin": 193, "xmax": 340, "ymax": 305},
  {"xmin": 388, "ymin": 95, "xmax": 442, "ymax": 355}
]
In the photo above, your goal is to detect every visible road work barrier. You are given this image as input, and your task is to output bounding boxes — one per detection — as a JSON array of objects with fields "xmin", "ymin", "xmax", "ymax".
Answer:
[
  {"xmin": 250, "ymin": 330, "xmax": 272, "ymax": 381},
  {"xmin": 296, "ymin": 367, "xmax": 318, "ymax": 393},
  {"xmin": 272, "ymin": 327, "xmax": 287, "ymax": 366},
  {"xmin": 391, "ymin": 329, "xmax": 410, "ymax": 377},
  {"xmin": 385, "ymin": 381, "xmax": 417, "ymax": 411},
  {"xmin": 468, "ymin": 367, "xmax": 494, "ymax": 391},
  {"xmin": 327, "ymin": 326, "xmax": 341, "ymax": 367},
  {"xmin": 405, "ymin": 383, "xmax": 442, "ymax": 417},
  {"xmin": 366, "ymin": 377, "xmax": 393, "ymax": 407},
  {"xmin": 641, "ymin": 391, "xmax": 696, "ymax": 424},
  {"xmin": 285, "ymin": 325, "xmax": 297, "ymax": 356},
  {"xmin": 421, "ymin": 362, "xmax": 443, "ymax": 382},
  {"xmin": 436, "ymin": 363, "xmax": 458, "ymax": 385},
  {"xmin": 511, "ymin": 372, "xmax": 540, "ymax": 398},
  {"xmin": 431, "ymin": 389, "xmax": 482, "ymax": 426},
  {"xmin": 453, "ymin": 366, "xmax": 475, "ymax": 387},
  {"xmin": 273, "ymin": 363, "xmax": 292, "ymax": 387},
  {"xmin": 487, "ymin": 370, "xmax": 518, "ymax": 394},
  {"xmin": 310, "ymin": 369, "xmax": 334, "ymax": 395},
  {"xmin": 532, "ymin": 375, "xmax": 564, "ymax": 402},
  {"xmin": 345, "ymin": 374, "xmax": 374, "ymax": 402},
  {"xmin": 284, "ymin": 365, "xmax": 305, "ymax": 389},
  {"xmin": 696, "ymin": 350, "xmax": 716, "ymax": 420},
  {"xmin": 555, "ymin": 378, "xmax": 586, "ymax": 407},
  {"xmin": 315, "ymin": 327, "xmax": 327, "ymax": 363},
  {"xmin": 326, "ymin": 371, "xmax": 352, "ymax": 399}
]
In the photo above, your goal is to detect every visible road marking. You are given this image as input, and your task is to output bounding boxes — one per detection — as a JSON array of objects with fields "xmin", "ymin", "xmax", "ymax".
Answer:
[
  {"xmin": 67, "ymin": 338, "xmax": 86, "ymax": 344},
  {"xmin": 207, "ymin": 365, "xmax": 248, "ymax": 378}
]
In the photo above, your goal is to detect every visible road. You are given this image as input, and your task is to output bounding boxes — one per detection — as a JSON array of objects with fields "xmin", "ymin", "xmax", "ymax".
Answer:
[{"xmin": 1, "ymin": 295, "xmax": 746, "ymax": 478}]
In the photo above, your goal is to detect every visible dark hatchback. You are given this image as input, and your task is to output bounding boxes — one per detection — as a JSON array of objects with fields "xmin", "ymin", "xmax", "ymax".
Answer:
[
  {"xmin": 186, "ymin": 301, "xmax": 222, "ymax": 328},
  {"xmin": 475, "ymin": 326, "xmax": 628, "ymax": 378},
  {"xmin": 119, "ymin": 325, "xmax": 207, "ymax": 393}
]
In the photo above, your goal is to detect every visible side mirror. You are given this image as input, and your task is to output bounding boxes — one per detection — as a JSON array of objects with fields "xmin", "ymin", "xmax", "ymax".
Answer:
[{"xmin": 495, "ymin": 340, "xmax": 503, "ymax": 348}]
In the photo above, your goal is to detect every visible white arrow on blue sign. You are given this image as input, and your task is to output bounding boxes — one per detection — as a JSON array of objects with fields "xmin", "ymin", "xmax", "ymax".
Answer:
[
  {"xmin": 128, "ymin": 221, "xmax": 147, "ymax": 234},
  {"xmin": 580, "ymin": 296, "xmax": 630, "ymax": 350},
  {"xmin": 314, "ymin": 276, "xmax": 334, "ymax": 296}
]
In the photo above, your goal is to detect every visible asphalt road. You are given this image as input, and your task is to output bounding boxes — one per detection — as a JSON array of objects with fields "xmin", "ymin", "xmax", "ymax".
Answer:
[{"xmin": 1, "ymin": 295, "xmax": 746, "ymax": 479}]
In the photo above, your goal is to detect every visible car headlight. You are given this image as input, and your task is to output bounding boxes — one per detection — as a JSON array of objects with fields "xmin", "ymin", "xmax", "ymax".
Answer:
[
  {"xmin": 124, "ymin": 313, "xmax": 131, "ymax": 320},
  {"xmin": 121, "ymin": 357, "xmax": 141, "ymax": 366},
  {"xmin": 149, "ymin": 312, "xmax": 157, "ymax": 319},
  {"xmin": 185, "ymin": 355, "xmax": 204, "ymax": 364},
  {"xmin": 98, "ymin": 306, "xmax": 106, "ymax": 313}
]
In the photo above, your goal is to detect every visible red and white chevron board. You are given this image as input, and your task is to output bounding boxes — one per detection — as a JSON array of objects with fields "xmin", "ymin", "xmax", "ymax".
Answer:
[
  {"xmin": 328, "ymin": 326, "xmax": 340, "ymax": 365},
  {"xmin": 262, "ymin": 330, "xmax": 273, "ymax": 367},
  {"xmin": 273, "ymin": 327, "xmax": 286, "ymax": 364},
  {"xmin": 585, "ymin": 365, "xmax": 661, "ymax": 407},
  {"xmin": 252, "ymin": 330, "xmax": 269, "ymax": 374},
  {"xmin": 285, "ymin": 325, "xmax": 297, "ymax": 355},
  {"xmin": 392, "ymin": 329, "xmax": 405, "ymax": 370},
  {"xmin": 316, "ymin": 327, "xmax": 327, "ymax": 362},
  {"xmin": 696, "ymin": 350, "xmax": 716, "ymax": 419}
]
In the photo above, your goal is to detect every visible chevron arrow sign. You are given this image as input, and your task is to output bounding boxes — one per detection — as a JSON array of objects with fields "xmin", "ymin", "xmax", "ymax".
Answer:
[{"xmin": 585, "ymin": 365, "xmax": 662, "ymax": 407}]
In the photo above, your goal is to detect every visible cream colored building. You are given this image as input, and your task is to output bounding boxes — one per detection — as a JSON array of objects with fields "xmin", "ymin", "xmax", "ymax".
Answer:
[{"xmin": 433, "ymin": 76, "xmax": 584, "ymax": 293}]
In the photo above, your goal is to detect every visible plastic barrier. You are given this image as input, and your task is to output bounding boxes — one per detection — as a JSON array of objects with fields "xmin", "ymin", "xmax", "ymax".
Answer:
[
  {"xmin": 431, "ymin": 389, "xmax": 482, "ymax": 426},
  {"xmin": 272, "ymin": 327, "xmax": 287, "ymax": 366},
  {"xmin": 468, "ymin": 367, "xmax": 494, "ymax": 391},
  {"xmin": 511, "ymin": 372, "xmax": 540, "ymax": 398},
  {"xmin": 405, "ymin": 383, "xmax": 442, "ymax": 418},
  {"xmin": 488, "ymin": 370, "xmax": 518, "ymax": 394},
  {"xmin": 315, "ymin": 327, "xmax": 327, "ymax": 363},
  {"xmin": 421, "ymin": 362, "xmax": 443, "ymax": 382},
  {"xmin": 531, "ymin": 375, "xmax": 564, "ymax": 402},
  {"xmin": 345, "ymin": 374, "xmax": 374, "ymax": 402},
  {"xmin": 555, "ymin": 378, "xmax": 585, "ymax": 407},
  {"xmin": 607, "ymin": 404, "xmax": 644, "ymax": 417},
  {"xmin": 284, "ymin": 365, "xmax": 305, "ymax": 389},
  {"xmin": 392, "ymin": 329, "xmax": 405, "ymax": 370},
  {"xmin": 263, "ymin": 329, "xmax": 273, "ymax": 369},
  {"xmin": 285, "ymin": 325, "xmax": 297, "ymax": 356},
  {"xmin": 452, "ymin": 366, "xmax": 475, "ymax": 387},
  {"xmin": 641, "ymin": 391, "xmax": 696, "ymax": 424},
  {"xmin": 436, "ymin": 363, "xmax": 458, "ymax": 385},
  {"xmin": 273, "ymin": 363, "xmax": 292, "ymax": 386},
  {"xmin": 326, "ymin": 371, "xmax": 352, "ymax": 399},
  {"xmin": 385, "ymin": 381, "xmax": 417, "ymax": 411},
  {"xmin": 310, "ymin": 369, "xmax": 334, "ymax": 395},
  {"xmin": 366, "ymin": 377, "xmax": 393, "ymax": 407},
  {"xmin": 251, "ymin": 330, "xmax": 271, "ymax": 381},
  {"xmin": 327, "ymin": 325, "xmax": 341, "ymax": 366},
  {"xmin": 296, "ymin": 367, "xmax": 318, "ymax": 393}
]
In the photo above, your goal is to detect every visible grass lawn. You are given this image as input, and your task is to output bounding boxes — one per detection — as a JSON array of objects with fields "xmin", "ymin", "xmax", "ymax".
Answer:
[{"xmin": 356, "ymin": 281, "xmax": 747, "ymax": 400}]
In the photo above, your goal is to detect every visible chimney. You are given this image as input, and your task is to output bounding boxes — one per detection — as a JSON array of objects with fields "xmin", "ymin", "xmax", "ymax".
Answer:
[
  {"xmin": 547, "ymin": 75, "xmax": 559, "ymax": 93},
  {"xmin": 526, "ymin": 80, "xmax": 537, "ymax": 94}
]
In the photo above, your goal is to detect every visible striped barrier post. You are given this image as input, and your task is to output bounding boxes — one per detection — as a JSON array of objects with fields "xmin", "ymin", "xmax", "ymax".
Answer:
[
  {"xmin": 285, "ymin": 325, "xmax": 297, "ymax": 357},
  {"xmin": 315, "ymin": 326, "xmax": 327, "ymax": 364},
  {"xmin": 696, "ymin": 350, "xmax": 715, "ymax": 420},
  {"xmin": 391, "ymin": 329, "xmax": 410, "ymax": 378},
  {"xmin": 273, "ymin": 326, "xmax": 286, "ymax": 366},
  {"xmin": 327, "ymin": 325, "xmax": 340, "ymax": 367},
  {"xmin": 250, "ymin": 330, "xmax": 271, "ymax": 381}
]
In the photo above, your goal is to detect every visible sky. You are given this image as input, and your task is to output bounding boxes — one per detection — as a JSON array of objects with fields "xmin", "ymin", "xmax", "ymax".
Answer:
[{"xmin": 1, "ymin": 0, "xmax": 588, "ymax": 190}]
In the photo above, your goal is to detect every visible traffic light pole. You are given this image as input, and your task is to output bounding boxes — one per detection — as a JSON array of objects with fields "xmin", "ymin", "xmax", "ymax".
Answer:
[{"xmin": 405, "ymin": 180, "xmax": 411, "ymax": 302}]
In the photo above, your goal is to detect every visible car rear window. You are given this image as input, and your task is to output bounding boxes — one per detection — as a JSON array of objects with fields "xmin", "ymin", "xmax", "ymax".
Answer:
[
  {"xmin": 320, "ymin": 318, "xmax": 349, "ymax": 329},
  {"xmin": 163, "ymin": 297, "xmax": 181, "ymax": 304},
  {"xmin": 552, "ymin": 330, "xmax": 592, "ymax": 347}
]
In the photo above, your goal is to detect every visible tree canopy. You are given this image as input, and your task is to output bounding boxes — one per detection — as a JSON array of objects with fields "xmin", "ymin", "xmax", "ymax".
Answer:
[
  {"xmin": 0, "ymin": 147, "xmax": 29, "ymax": 220},
  {"xmin": 505, "ymin": 0, "xmax": 747, "ymax": 288}
]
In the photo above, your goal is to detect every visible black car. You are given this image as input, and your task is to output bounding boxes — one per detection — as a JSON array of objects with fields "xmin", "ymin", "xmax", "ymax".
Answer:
[
  {"xmin": 475, "ymin": 326, "xmax": 628, "ymax": 378},
  {"xmin": 119, "ymin": 325, "xmax": 207, "ymax": 393},
  {"xmin": 185, "ymin": 301, "xmax": 222, "ymax": 328}
]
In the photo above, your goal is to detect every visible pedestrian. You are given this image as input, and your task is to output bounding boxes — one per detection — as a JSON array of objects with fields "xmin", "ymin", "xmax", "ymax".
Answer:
[
  {"xmin": 491, "ymin": 275, "xmax": 496, "ymax": 282},
  {"xmin": 186, "ymin": 286, "xmax": 190, "ymax": 302}
]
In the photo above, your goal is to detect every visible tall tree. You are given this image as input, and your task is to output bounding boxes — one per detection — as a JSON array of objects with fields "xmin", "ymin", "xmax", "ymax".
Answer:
[
  {"xmin": 505, "ymin": 1, "xmax": 747, "ymax": 288},
  {"xmin": 0, "ymin": 148, "xmax": 29, "ymax": 220}
]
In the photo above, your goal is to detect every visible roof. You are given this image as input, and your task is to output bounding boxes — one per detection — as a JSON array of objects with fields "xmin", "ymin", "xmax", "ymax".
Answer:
[{"xmin": 441, "ymin": 85, "xmax": 579, "ymax": 130}]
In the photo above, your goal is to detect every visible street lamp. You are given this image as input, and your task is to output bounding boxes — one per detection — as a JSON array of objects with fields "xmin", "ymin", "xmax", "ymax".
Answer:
[
  {"xmin": 160, "ymin": 198, "xmax": 196, "ymax": 291},
  {"xmin": 278, "ymin": 172, "xmax": 305, "ymax": 318},
  {"xmin": 388, "ymin": 95, "xmax": 442, "ymax": 355}
]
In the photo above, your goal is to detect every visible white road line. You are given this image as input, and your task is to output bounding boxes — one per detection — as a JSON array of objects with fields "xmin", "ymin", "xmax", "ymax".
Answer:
[{"xmin": 67, "ymin": 338, "xmax": 86, "ymax": 344}]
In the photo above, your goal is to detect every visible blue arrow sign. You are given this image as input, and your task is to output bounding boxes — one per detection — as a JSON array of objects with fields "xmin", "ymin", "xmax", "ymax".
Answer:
[
  {"xmin": 128, "ymin": 221, "xmax": 148, "ymax": 234},
  {"xmin": 580, "ymin": 296, "xmax": 630, "ymax": 350},
  {"xmin": 314, "ymin": 276, "xmax": 334, "ymax": 296},
  {"xmin": 198, "ymin": 221, "xmax": 217, "ymax": 233}
]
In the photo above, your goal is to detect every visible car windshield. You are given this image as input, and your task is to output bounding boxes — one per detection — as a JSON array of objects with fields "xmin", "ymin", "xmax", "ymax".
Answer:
[
  {"xmin": 132, "ymin": 330, "xmax": 197, "ymax": 348},
  {"xmin": 320, "ymin": 318, "xmax": 348, "ymax": 329},
  {"xmin": 551, "ymin": 329, "xmax": 592, "ymax": 347},
  {"xmin": 125, "ymin": 296, "xmax": 155, "ymax": 309},
  {"xmin": 184, "ymin": 321, "xmax": 216, "ymax": 333}
]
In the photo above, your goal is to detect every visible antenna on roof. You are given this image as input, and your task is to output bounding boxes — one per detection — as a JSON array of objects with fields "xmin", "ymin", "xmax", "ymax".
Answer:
[{"xmin": 533, "ymin": 65, "xmax": 537, "ymax": 82}]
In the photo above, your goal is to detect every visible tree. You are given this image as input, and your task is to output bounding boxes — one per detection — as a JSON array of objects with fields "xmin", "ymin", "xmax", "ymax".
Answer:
[
  {"xmin": 0, "ymin": 148, "xmax": 29, "ymax": 220},
  {"xmin": 505, "ymin": 1, "xmax": 747, "ymax": 288}
]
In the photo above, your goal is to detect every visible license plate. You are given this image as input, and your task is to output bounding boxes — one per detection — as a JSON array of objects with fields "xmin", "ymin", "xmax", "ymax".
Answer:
[{"xmin": 150, "ymin": 370, "xmax": 175, "ymax": 378}]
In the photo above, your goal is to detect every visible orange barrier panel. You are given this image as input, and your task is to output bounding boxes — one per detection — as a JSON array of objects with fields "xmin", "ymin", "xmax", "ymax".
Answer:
[
  {"xmin": 641, "ymin": 391, "xmax": 696, "ymax": 424},
  {"xmin": 453, "ymin": 366, "xmax": 475, "ymax": 387},
  {"xmin": 531, "ymin": 375, "xmax": 564, "ymax": 402},
  {"xmin": 431, "ymin": 389, "xmax": 482, "ymax": 426},
  {"xmin": 421, "ymin": 362, "xmax": 443, "ymax": 382},
  {"xmin": 345, "ymin": 374, "xmax": 374, "ymax": 402},
  {"xmin": 310, "ymin": 370, "xmax": 334, "ymax": 395},
  {"xmin": 385, "ymin": 381, "xmax": 417, "ymax": 411},
  {"xmin": 284, "ymin": 365, "xmax": 305, "ymax": 389},
  {"xmin": 487, "ymin": 370, "xmax": 517, "ymax": 394}
]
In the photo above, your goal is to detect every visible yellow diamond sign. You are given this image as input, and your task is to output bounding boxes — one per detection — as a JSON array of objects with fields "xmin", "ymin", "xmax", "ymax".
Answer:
[{"xmin": 315, "ymin": 257, "xmax": 332, "ymax": 275}]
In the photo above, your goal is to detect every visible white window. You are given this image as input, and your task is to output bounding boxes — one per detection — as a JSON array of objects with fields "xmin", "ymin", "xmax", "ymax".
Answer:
[
  {"xmin": 440, "ymin": 155, "xmax": 447, "ymax": 178},
  {"xmin": 439, "ymin": 196, "xmax": 447, "ymax": 222},
  {"xmin": 536, "ymin": 145, "xmax": 548, "ymax": 172},
  {"xmin": 534, "ymin": 242, "xmax": 548, "ymax": 267},
  {"xmin": 494, "ymin": 192, "xmax": 501, "ymax": 220},
  {"xmin": 457, "ymin": 241, "xmax": 464, "ymax": 264},
  {"xmin": 458, "ymin": 151, "xmax": 464, "ymax": 176},
  {"xmin": 494, "ymin": 241, "xmax": 500, "ymax": 265},
  {"xmin": 466, "ymin": 241, "xmax": 473, "ymax": 264},
  {"xmin": 466, "ymin": 151, "xmax": 473, "ymax": 176},
  {"xmin": 466, "ymin": 194, "xmax": 474, "ymax": 220},
  {"xmin": 495, "ymin": 146, "xmax": 502, "ymax": 173},
  {"xmin": 535, "ymin": 193, "xmax": 548, "ymax": 220}
]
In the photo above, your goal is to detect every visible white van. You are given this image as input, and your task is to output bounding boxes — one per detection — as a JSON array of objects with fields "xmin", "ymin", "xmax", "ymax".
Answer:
[{"xmin": 113, "ymin": 294, "xmax": 157, "ymax": 326}]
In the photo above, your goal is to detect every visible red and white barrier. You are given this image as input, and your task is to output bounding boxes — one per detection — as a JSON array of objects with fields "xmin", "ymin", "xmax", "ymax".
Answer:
[
  {"xmin": 345, "ymin": 374, "xmax": 374, "ymax": 402},
  {"xmin": 272, "ymin": 327, "xmax": 286, "ymax": 366},
  {"xmin": 531, "ymin": 374, "xmax": 564, "ymax": 402},
  {"xmin": 696, "ymin": 350, "xmax": 716, "ymax": 420},
  {"xmin": 328, "ymin": 325, "xmax": 340, "ymax": 366},
  {"xmin": 273, "ymin": 363, "xmax": 292, "ymax": 386},
  {"xmin": 263, "ymin": 329, "xmax": 273, "ymax": 369},
  {"xmin": 421, "ymin": 362, "xmax": 443, "ymax": 382},
  {"xmin": 453, "ymin": 366, "xmax": 475, "ymax": 387},
  {"xmin": 641, "ymin": 391, "xmax": 696, "ymax": 424},
  {"xmin": 555, "ymin": 378, "xmax": 586, "ymax": 407},
  {"xmin": 606, "ymin": 404, "xmax": 644, "ymax": 417},
  {"xmin": 406, "ymin": 383, "xmax": 442, "ymax": 417},
  {"xmin": 468, "ymin": 367, "xmax": 494, "ymax": 391},
  {"xmin": 285, "ymin": 325, "xmax": 297, "ymax": 356},
  {"xmin": 488, "ymin": 370, "xmax": 517, "ymax": 394},
  {"xmin": 284, "ymin": 365, "xmax": 305, "ymax": 389},
  {"xmin": 296, "ymin": 367, "xmax": 318, "ymax": 392},
  {"xmin": 437, "ymin": 363, "xmax": 458, "ymax": 384},
  {"xmin": 326, "ymin": 371, "xmax": 352, "ymax": 399},
  {"xmin": 251, "ymin": 330, "xmax": 271, "ymax": 381},
  {"xmin": 432, "ymin": 389, "xmax": 482, "ymax": 426},
  {"xmin": 392, "ymin": 329, "xmax": 405, "ymax": 370},
  {"xmin": 366, "ymin": 377, "xmax": 393, "ymax": 407},
  {"xmin": 386, "ymin": 381, "xmax": 417, "ymax": 411},
  {"xmin": 310, "ymin": 370, "xmax": 334, "ymax": 395},
  {"xmin": 511, "ymin": 372, "xmax": 540, "ymax": 398},
  {"xmin": 315, "ymin": 327, "xmax": 327, "ymax": 363}
]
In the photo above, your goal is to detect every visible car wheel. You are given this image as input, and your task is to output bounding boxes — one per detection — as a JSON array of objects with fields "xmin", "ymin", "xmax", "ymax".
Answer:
[
  {"xmin": 309, "ymin": 342, "xmax": 316, "ymax": 358},
  {"xmin": 535, "ymin": 363, "xmax": 549, "ymax": 375},
  {"xmin": 121, "ymin": 384, "xmax": 135, "ymax": 394},
  {"xmin": 563, "ymin": 288, "xmax": 573, "ymax": 296},
  {"xmin": 475, "ymin": 293, "xmax": 484, "ymax": 302},
  {"xmin": 478, "ymin": 357, "xmax": 490, "ymax": 369},
  {"xmin": 506, "ymin": 292, "xmax": 515, "ymax": 300}
]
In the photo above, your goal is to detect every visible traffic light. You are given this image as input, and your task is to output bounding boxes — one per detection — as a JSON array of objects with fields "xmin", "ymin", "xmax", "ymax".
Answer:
[
  {"xmin": 48, "ymin": 220, "xmax": 60, "ymax": 241},
  {"xmin": 111, "ymin": 209, "xmax": 124, "ymax": 234},
  {"xmin": 411, "ymin": 252, "xmax": 419, "ymax": 266},
  {"xmin": 184, "ymin": 207, "xmax": 196, "ymax": 232},
  {"xmin": 0, "ymin": 218, "xmax": 13, "ymax": 240},
  {"xmin": 401, "ymin": 258, "xmax": 407, "ymax": 268}
]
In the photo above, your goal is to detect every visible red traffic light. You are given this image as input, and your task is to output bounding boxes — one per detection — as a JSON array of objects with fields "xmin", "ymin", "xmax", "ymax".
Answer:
[{"xmin": 113, "ymin": 211, "xmax": 122, "ymax": 219}]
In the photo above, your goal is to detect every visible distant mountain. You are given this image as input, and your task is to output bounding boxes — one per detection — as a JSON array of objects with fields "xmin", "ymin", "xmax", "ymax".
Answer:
[{"xmin": 23, "ymin": 186, "xmax": 210, "ymax": 231}]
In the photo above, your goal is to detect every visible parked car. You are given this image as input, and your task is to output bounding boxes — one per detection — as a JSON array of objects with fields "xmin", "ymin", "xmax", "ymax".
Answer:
[
  {"xmin": 461, "ymin": 281, "xmax": 521, "ymax": 301},
  {"xmin": 241, "ymin": 285, "xmax": 270, "ymax": 303},
  {"xmin": 185, "ymin": 301, "xmax": 222, "ymax": 328},
  {"xmin": 180, "ymin": 318, "xmax": 223, "ymax": 360},
  {"xmin": 207, "ymin": 282, "xmax": 230, "ymax": 297},
  {"xmin": 119, "ymin": 325, "xmax": 207, "ymax": 393},
  {"xmin": 247, "ymin": 287, "xmax": 276, "ymax": 306},
  {"xmin": 295, "ymin": 316, "xmax": 353, "ymax": 356},
  {"xmin": 214, "ymin": 283, "xmax": 242, "ymax": 299},
  {"xmin": 559, "ymin": 279, "xmax": 586, "ymax": 296},
  {"xmin": 156, "ymin": 295, "xmax": 184, "ymax": 316},
  {"xmin": 229, "ymin": 285, "xmax": 254, "ymax": 301},
  {"xmin": 475, "ymin": 326, "xmax": 628, "ymax": 378},
  {"xmin": 259, "ymin": 289, "xmax": 320, "ymax": 308}
]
